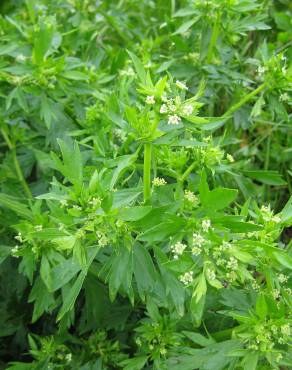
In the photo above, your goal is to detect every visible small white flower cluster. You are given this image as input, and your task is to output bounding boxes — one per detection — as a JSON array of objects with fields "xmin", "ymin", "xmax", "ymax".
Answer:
[
  {"xmin": 278, "ymin": 273, "xmax": 288, "ymax": 284},
  {"xmin": 65, "ymin": 353, "xmax": 72, "ymax": 362},
  {"xmin": 182, "ymin": 104, "xmax": 193, "ymax": 116},
  {"xmin": 272, "ymin": 288, "xmax": 280, "ymax": 300},
  {"xmin": 202, "ymin": 219, "xmax": 211, "ymax": 232},
  {"xmin": 152, "ymin": 177, "xmax": 167, "ymax": 186},
  {"xmin": 145, "ymin": 95, "xmax": 155, "ymax": 105},
  {"xmin": 72, "ymin": 205, "xmax": 82, "ymax": 211},
  {"xmin": 179, "ymin": 271, "xmax": 194, "ymax": 285},
  {"xmin": 257, "ymin": 65, "xmax": 266, "ymax": 75},
  {"xmin": 279, "ymin": 92, "xmax": 289, "ymax": 102},
  {"xmin": 206, "ymin": 268, "xmax": 216, "ymax": 281},
  {"xmin": 168, "ymin": 114, "xmax": 181, "ymax": 125},
  {"xmin": 16, "ymin": 54, "xmax": 26, "ymax": 62},
  {"xmin": 34, "ymin": 225, "xmax": 43, "ymax": 232},
  {"xmin": 119, "ymin": 67, "xmax": 135, "ymax": 77},
  {"xmin": 60, "ymin": 199, "xmax": 68, "ymax": 208},
  {"xmin": 11, "ymin": 245, "xmax": 20, "ymax": 257},
  {"xmin": 280, "ymin": 324, "xmax": 290, "ymax": 336},
  {"xmin": 219, "ymin": 241, "xmax": 232, "ymax": 251},
  {"xmin": 96, "ymin": 232, "xmax": 108, "ymax": 247},
  {"xmin": 170, "ymin": 241, "xmax": 187, "ymax": 259},
  {"xmin": 192, "ymin": 233, "xmax": 205, "ymax": 256},
  {"xmin": 260, "ymin": 205, "xmax": 281, "ymax": 223},
  {"xmin": 89, "ymin": 197, "xmax": 102, "ymax": 208},
  {"xmin": 227, "ymin": 257, "xmax": 238, "ymax": 270},
  {"xmin": 15, "ymin": 232, "xmax": 23, "ymax": 243},
  {"xmin": 175, "ymin": 80, "xmax": 188, "ymax": 90},
  {"xmin": 226, "ymin": 154, "xmax": 235, "ymax": 163},
  {"xmin": 184, "ymin": 190, "xmax": 198, "ymax": 205}
]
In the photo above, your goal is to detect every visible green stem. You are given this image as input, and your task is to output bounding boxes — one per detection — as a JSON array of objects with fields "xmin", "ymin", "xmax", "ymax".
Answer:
[
  {"xmin": 180, "ymin": 161, "xmax": 196, "ymax": 183},
  {"xmin": 222, "ymin": 83, "xmax": 266, "ymax": 118},
  {"xmin": 206, "ymin": 12, "xmax": 221, "ymax": 64},
  {"xmin": 1, "ymin": 128, "xmax": 32, "ymax": 199},
  {"xmin": 143, "ymin": 142, "xmax": 152, "ymax": 203}
]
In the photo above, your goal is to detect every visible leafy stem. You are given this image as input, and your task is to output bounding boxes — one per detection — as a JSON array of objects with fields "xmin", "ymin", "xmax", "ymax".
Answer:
[
  {"xmin": 0, "ymin": 127, "xmax": 32, "ymax": 199},
  {"xmin": 206, "ymin": 11, "xmax": 221, "ymax": 64},
  {"xmin": 143, "ymin": 142, "xmax": 152, "ymax": 203},
  {"xmin": 222, "ymin": 83, "xmax": 266, "ymax": 118}
]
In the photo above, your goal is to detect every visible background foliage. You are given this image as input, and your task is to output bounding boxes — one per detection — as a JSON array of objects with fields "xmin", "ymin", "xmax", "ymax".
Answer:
[{"xmin": 0, "ymin": 0, "xmax": 291, "ymax": 369}]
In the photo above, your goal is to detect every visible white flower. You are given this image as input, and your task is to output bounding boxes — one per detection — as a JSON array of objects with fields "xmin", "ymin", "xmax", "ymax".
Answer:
[
  {"xmin": 120, "ymin": 67, "xmax": 135, "ymax": 76},
  {"xmin": 89, "ymin": 197, "xmax": 102, "ymax": 207},
  {"xmin": 60, "ymin": 199, "xmax": 68, "ymax": 208},
  {"xmin": 278, "ymin": 273, "xmax": 288, "ymax": 283},
  {"xmin": 160, "ymin": 104, "xmax": 168, "ymax": 113},
  {"xmin": 219, "ymin": 241, "xmax": 232, "ymax": 251},
  {"xmin": 272, "ymin": 289, "xmax": 280, "ymax": 300},
  {"xmin": 15, "ymin": 232, "xmax": 23, "ymax": 243},
  {"xmin": 257, "ymin": 66, "xmax": 266, "ymax": 75},
  {"xmin": 281, "ymin": 324, "xmax": 290, "ymax": 336},
  {"xmin": 146, "ymin": 95, "xmax": 155, "ymax": 105},
  {"xmin": 168, "ymin": 104, "xmax": 177, "ymax": 112},
  {"xmin": 184, "ymin": 190, "xmax": 198, "ymax": 205},
  {"xmin": 191, "ymin": 246, "xmax": 201, "ymax": 256},
  {"xmin": 179, "ymin": 271, "xmax": 194, "ymax": 285},
  {"xmin": 65, "ymin": 353, "xmax": 72, "ymax": 362},
  {"xmin": 279, "ymin": 92, "xmax": 289, "ymax": 102},
  {"xmin": 96, "ymin": 232, "xmax": 108, "ymax": 247},
  {"xmin": 170, "ymin": 241, "xmax": 187, "ymax": 257},
  {"xmin": 227, "ymin": 154, "xmax": 234, "ymax": 163},
  {"xmin": 73, "ymin": 205, "xmax": 82, "ymax": 211},
  {"xmin": 168, "ymin": 114, "xmax": 181, "ymax": 125},
  {"xmin": 152, "ymin": 177, "xmax": 167, "ymax": 186},
  {"xmin": 226, "ymin": 271, "xmax": 237, "ymax": 282},
  {"xmin": 161, "ymin": 94, "xmax": 168, "ymax": 102},
  {"xmin": 281, "ymin": 66, "xmax": 287, "ymax": 75},
  {"xmin": 16, "ymin": 54, "xmax": 26, "ymax": 62},
  {"xmin": 272, "ymin": 215, "xmax": 281, "ymax": 223},
  {"xmin": 251, "ymin": 279, "xmax": 260, "ymax": 291},
  {"xmin": 34, "ymin": 225, "xmax": 43, "ymax": 232},
  {"xmin": 206, "ymin": 268, "xmax": 216, "ymax": 281},
  {"xmin": 11, "ymin": 245, "xmax": 20, "ymax": 257},
  {"xmin": 182, "ymin": 104, "xmax": 193, "ymax": 116},
  {"xmin": 176, "ymin": 80, "xmax": 188, "ymax": 90},
  {"xmin": 202, "ymin": 219, "xmax": 211, "ymax": 232},
  {"xmin": 192, "ymin": 233, "xmax": 205, "ymax": 247},
  {"xmin": 227, "ymin": 257, "xmax": 238, "ymax": 270}
]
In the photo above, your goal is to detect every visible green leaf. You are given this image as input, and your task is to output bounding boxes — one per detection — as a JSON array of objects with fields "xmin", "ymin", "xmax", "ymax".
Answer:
[
  {"xmin": 40, "ymin": 255, "xmax": 52, "ymax": 291},
  {"xmin": 242, "ymin": 353, "xmax": 259, "ymax": 370},
  {"xmin": 173, "ymin": 17, "xmax": 199, "ymax": 35},
  {"xmin": 256, "ymin": 294, "xmax": 267, "ymax": 319},
  {"xmin": 118, "ymin": 206, "xmax": 152, "ymax": 221},
  {"xmin": 242, "ymin": 170, "xmax": 287, "ymax": 186},
  {"xmin": 57, "ymin": 269, "xmax": 87, "ymax": 321},
  {"xmin": 57, "ymin": 247, "xmax": 99, "ymax": 320},
  {"xmin": 127, "ymin": 51, "xmax": 146, "ymax": 83},
  {"xmin": 0, "ymin": 194, "xmax": 33, "ymax": 220},
  {"xmin": 183, "ymin": 331, "xmax": 214, "ymax": 347},
  {"xmin": 119, "ymin": 356, "xmax": 148, "ymax": 370},
  {"xmin": 133, "ymin": 244, "xmax": 157, "ymax": 300},
  {"xmin": 108, "ymin": 248, "xmax": 133, "ymax": 302},
  {"xmin": 32, "ymin": 18, "xmax": 55, "ymax": 64},
  {"xmin": 0, "ymin": 245, "xmax": 11, "ymax": 265},
  {"xmin": 62, "ymin": 70, "xmax": 89, "ymax": 81}
]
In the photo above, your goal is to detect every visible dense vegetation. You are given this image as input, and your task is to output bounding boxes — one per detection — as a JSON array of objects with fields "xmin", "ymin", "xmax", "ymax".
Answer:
[{"xmin": 0, "ymin": 0, "xmax": 291, "ymax": 369}]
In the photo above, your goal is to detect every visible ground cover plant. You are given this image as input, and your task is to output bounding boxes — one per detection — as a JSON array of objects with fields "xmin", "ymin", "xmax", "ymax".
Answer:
[{"xmin": 0, "ymin": 0, "xmax": 291, "ymax": 369}]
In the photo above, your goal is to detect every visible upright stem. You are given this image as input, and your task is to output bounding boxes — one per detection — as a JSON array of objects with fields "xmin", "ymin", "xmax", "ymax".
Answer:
[
  {"xmin": 0, "ymin": 128, "xmax": 32, "ymax": 199},
  {"xmin": 206, "ymin": 12, "xmax": 221, "ymax": 64},
  {"xmin": 222, "ymin": 83, "xmax": 266, "ymax": 118},
  {"xmin": 143, "ymin": 142, "xmax": 152, "ymax": 203}
]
